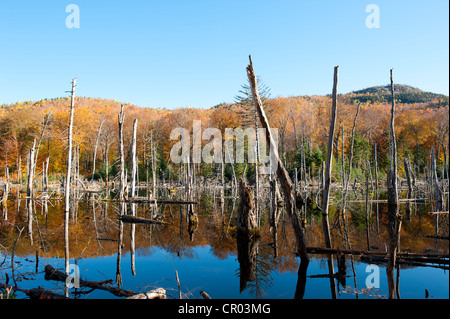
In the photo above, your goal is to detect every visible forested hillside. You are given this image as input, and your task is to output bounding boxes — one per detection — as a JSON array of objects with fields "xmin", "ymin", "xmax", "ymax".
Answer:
[{"xmin": 0, "ymin": 87, "xmax": 448, "ymax": 184}]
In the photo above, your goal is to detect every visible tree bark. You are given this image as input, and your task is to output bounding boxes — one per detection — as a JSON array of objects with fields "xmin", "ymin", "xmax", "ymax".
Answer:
[
  {"xmin": 246, "ymin": 56, "xmax": 308, "ymax": 262},
  {"xmin": 118, "ymin": 104, "xmax": 126, "ymax": 201},
  {"xmin": 387, "ymin": 69, "xmax": 401, "ymax": 299},
  {"xmin": 237, "ymin": 178, "xmax": 258, "ymax": 236},
  {"xmin": 64, "ymin": 78, "xmax": 76, "ymax": 277},
  {"xmin": 321, "ymin": 66, "xmax": 339, "ymax": 249},
  {"xmin": 431, "ymin": 146, "xmax": 443, "ymax": 212},
  {"xmin": 92, "ymin": 117, "xmax": 105, "ymax": 181}
]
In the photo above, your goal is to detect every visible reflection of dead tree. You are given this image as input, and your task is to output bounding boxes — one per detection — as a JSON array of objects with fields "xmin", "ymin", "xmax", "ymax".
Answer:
[{"xmin": 386, "ymin": 69, "xmax": 402, "ymax": 300}]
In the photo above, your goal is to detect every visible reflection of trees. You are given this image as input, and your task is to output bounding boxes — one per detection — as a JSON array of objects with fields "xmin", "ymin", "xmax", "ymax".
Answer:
[{"xmin": 237, "ymin": 236, "xmax": 274, "ymax": 299}]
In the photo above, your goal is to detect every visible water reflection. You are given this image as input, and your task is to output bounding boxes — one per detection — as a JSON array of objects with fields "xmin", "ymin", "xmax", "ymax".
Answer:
[{"xmin": 0, "ymin": 188, "xmax": 448, "ymax": 299}]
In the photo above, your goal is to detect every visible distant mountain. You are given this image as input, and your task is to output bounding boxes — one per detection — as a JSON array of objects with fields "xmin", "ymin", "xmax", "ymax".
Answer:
[{"xmin": 346, "ymin": 84, "xmax": 449, "ymax": 105}]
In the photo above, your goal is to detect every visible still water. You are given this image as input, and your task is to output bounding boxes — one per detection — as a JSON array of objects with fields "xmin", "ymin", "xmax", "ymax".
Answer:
[{"xmin": 0, "ymin": 189, "xmax": 448, "ymax": 299}]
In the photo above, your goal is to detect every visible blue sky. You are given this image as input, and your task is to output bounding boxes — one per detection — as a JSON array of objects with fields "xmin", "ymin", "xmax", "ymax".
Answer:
[{"xmin": 0, "ymin": 0, "xmax": 448, "ymax": 108}]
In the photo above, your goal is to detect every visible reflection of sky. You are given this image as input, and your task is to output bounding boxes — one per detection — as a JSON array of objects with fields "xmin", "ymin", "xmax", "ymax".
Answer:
[{"xmin": 7, "ymin": 246, "xmax": 448, "ymax": 299}]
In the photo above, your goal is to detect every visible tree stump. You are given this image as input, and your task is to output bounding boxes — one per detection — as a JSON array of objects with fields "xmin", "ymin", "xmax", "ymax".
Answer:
[{"xmin": 237, "ymin": 178, "xmax": 259, "ymax": 237}]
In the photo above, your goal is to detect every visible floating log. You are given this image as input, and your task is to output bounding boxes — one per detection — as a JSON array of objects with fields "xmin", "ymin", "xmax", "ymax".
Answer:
[
  {"xmin": 305, "ymin": 246, "xmax": 449, "ymax": 259},
  {"xmin": 200, "ymin": 290, "xmax": 212, "ymax": 299},
  {"xmin": 44, "ymin": 265, "xmax": 138, "ymax": 298},
  {"xmin": 0, "ymin": 283, "xmax": 69, "ymax": 299},
  {"xmin": 307, "ymin": 273, "xmax": 350, "ymax": 279},
  {"xmin": 360, "ymin": 255, "xmax": 449, "ymax": 270},
  {"xmin": 126, "ymin": 288, "xmax": 166, "ymax": 299},
  {"xmin": 118, "ymin": 215, "xmax": 166, "ymax": 225}
]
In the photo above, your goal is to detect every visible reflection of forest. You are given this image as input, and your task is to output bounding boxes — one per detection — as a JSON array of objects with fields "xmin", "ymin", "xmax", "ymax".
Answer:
[{"xmin": 0, "ymin": 189, "xmax": 448, "ymax": 279}]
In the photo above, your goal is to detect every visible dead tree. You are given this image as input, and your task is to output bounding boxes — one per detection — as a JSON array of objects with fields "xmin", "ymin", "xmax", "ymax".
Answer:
[
  {"xmin": 130, "ymin": 119, "xmax": 138, "ymax": 198},
  {"xmin": 237, "ymin": 178, "xmax": 258, "ymax": 236},
  {"xmin": 246, "ymin": 56, "xmax": 308, "ymax": 262},
  {"xmin": 118, "ymin": 104, "xmax": 126, "ymax": 201},
  {"xmin": 386, "ymin": 69, "xmax": 402, "ymax": 299},
  {"xmin": 64, "ymin": 78, "xmax": 76, "ymax": 277},
  {"xmin": 91, "ymin": 116, "xmax": 105, "ymax": 181},
  {"xmin": 321, "ymin": 66, "xmax": 339, "ymax": 249},
  {"xmin": 27, "ymin": 140, "xmax": 36, "ymax": 199},
  {"xmin": 431, "ymin": 146, "xmax": 443, "ymax": 212}
]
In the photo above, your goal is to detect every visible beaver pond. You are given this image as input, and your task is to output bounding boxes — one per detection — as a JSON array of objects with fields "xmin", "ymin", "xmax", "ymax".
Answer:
[{"xmin": 0, "ymin": 186, "xmax": 448, "ymax": 299}]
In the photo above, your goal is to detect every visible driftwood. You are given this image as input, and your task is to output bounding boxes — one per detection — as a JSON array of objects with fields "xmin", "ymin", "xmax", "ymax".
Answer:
[
  {"xmin": 44, "ymin": 265, "xmax": 166, "ymax": 299},
  {"xmin": 199, "ymin": 290, "xmax": 212, "ymax": 299},
  {"xmin": 0, "ymin": 283, "xmax": 69, "ymax": 299},
  {"xmin": 305, "ymin": 246, "xmax": 449, "ymax": 259},
  {"xmin": 360, "ymin": 255, "xmax": 449, "ymax": 270},
  {"xmin": 126, "ymin": 288, "xmax": 166, "ymax": 299}
]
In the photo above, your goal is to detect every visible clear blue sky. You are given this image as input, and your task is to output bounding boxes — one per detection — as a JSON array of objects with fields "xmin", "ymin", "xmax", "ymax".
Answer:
[{"xmin": 0, "ymin": 0, "xmax": 448, "ymax": 108}]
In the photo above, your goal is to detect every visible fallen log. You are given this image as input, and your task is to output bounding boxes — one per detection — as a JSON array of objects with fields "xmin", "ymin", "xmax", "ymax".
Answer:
[
  {"xmin": 200, "ymin": 290, "xmax": 212, "ymax": 299},
  {"xmin": 118, "ymin": 215, "xmax": 166, "ymax": 225},
  {"xmin": 126, "ymin": 288, "xmax": 166, "ymax": 299},
  {"xmin": 360, "ymin": 255, "xmax": 449, "ymax": 270},
  {"xmin": 307, "ymin": 273, "xmax": 350, "ymax": 279},
  {"xmin": 304, "ymin": 246, "xmax": 449, "ymax": 259},
  {"xmin": 44, "ymin": 265, "xmax": 164, "ymax": 298},
  {"xmin": 0, "ymin": 283, "xmax": 69, "ymax": 299}
]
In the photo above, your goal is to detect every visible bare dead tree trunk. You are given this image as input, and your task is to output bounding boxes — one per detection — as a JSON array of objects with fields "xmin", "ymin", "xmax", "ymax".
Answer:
[
  {"xmin": 246, "ymin": 56, "xmax": 308, "ymax": 263},
  {"xmin": 321, "ymin": 66, "xmax": 339, "ymax": 249},
  {"xmin": 118, "ymin": 104, "xmax": 126, "ymax": 201},
  {"xmin": 130, "ymin": 119, "xmax": 138, "ymax": 198},
  {"xmin": 92, "ymin": 117, "xmax": 105, "ymax": 181},
  {"xmin": 404, "ymin": 157, "xmax": 412, "ymax": 194},
  {"xmin": 344, "ymin": 102, "xmax": 361, "ymax": 196},
  {"xmin": 17, "ymin": 156, "xmax": 22, "ymax": 186},
  {"xmin": 431, "ymin": 146, "xmax": 443, "ymax": 212},
  {"xmin": 237, "ymin": 178, "xmax": 258, "ymax": 236},
  {"xmin": 151, "ymin": 131, "xmax": 157, "ymax": 198},
  {"xmin": 64, "ymin": 78, "xmax": 76, "ymax": 277},
  {"xmin": 27, "ymin": 139, "xmax": 36, "ymax": 199},
  {"xmin": 386, "ymin": 69, "xmax": 401, "ymax": 299},
  {"xmin": 341, "ymin": 125, "xmax": 345, "ymax": 189}
]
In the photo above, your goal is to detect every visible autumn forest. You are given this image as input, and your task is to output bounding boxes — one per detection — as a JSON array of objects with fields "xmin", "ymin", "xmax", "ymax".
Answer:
[{"xmin": 0, "ymin": 83, "xmax": 448, "ymax": 186}]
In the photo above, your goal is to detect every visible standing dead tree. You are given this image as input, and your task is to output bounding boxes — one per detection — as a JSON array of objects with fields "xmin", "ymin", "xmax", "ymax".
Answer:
[
  {"xmin": 431, "ymin": 146, "xmax": 443, "ymax": 212},
  {"xmin": 386, "ymin": 69, "xmax": 402, "ymax": 300},
  {"xmin": 321, "ymin": 66, "xmax": 339, "ymax": 249},
  {"xmin": 118, "ymin": 104, "xmax": 126, "ymax": 201},
  {"xmin": 246, "ymin": 56, "xmax": 308, "ymax": 263},
  {"xmin": 91, "ymin": 116, "xmax": 105, "ymax": 181},
  {"xmin": 64, "ymin": 78, "xmax": 76, "ymax": 277}
]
